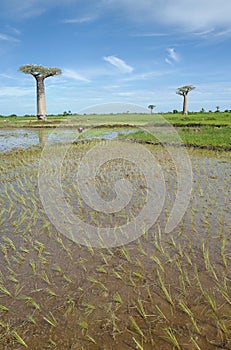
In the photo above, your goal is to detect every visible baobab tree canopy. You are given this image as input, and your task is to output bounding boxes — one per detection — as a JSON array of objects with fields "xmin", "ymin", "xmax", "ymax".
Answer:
[
  {"xmin": 19, "ymin": 65, "xmax": 62, "ymax": 78},
  {"xmin": 176, "ymin": 85, "xmax": 195, "ymax": 96}
]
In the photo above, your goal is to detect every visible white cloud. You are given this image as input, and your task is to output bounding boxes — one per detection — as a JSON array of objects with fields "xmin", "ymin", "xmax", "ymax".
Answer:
[
  {"xmin": 0, "ymin": 33, "xmax": 20, "ymax": 43},
  {"xmin": 0, "ymin": 86, "xmax": 32, "ymax": 97},
  {"xmin": 168, "ymin": 48, "xmax": 179, "ymax": 62},
  {"xmin": 104, "ymin": 0, "xmax": 231, "ymax": 32},
  {"xmin": 63, "ymin": 16, "xmax": 95, "ymax": 24},
  {"xmin": 0, "ymin": 73, "xmax": 18, "ymax": 80},
  {"xmin": 165, "ymin": 58, "xmax": 172, "ymax": 65},
  {"xmin": 1, "ymin": 0, "xmax": 75, "ymax": 19},
  {"xmin": 62, "ymin": 68, "xmax": 91, "ymax": 82},
  {"xmin": 103, "ymin": 55, "xmax": 134, "ymax": 73},
  {"xmin": 165, "ymin": 48, "xmax": 180, "ymax": 65},
  {"xmin": 131, "ymin": 32, "xmax": 168, "ymax": 37},
  {"xmin": 3, "ymin": 0, "xmax": 231, "ymax": 33},
  {"xmin": 121, "ymin": 70, "xmax": 171, "ymax": 82}
]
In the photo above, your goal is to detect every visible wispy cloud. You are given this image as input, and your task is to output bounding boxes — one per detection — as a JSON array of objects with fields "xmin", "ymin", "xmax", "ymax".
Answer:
[
  {"xmin": 0, "ymin": 73, "xmax": 18, "ymax": 80},
  {"xmin": 0, "ymin": 86, "xmax": 32, "ymax": 97},
  {"xmin": 121, "ymin": 70, "xmax": 171, "ymax": 82},
  {"xmin": 62, "ymin": 68, "xmax": 91, "ymax": 82},
  {"xmin": 1, "ymin": 0, "xmax": 73, "ymax": 20},
  {"xmin": 0, "ymin": 33, "xmax": 20, "ymax": 43},
  {"xmin": 103, "ymin": 55, "xmax": 134, "ymax": 73},
  {"xmin": 104, "ymin": 0, "xmax": 231, "ymax": 33},
  {"xmin": 165, "ymin": 48, "xmax": 180, "ymax": 65},
  {"xmin": 165, "ymin": 58, "xmax": 173, "ymax": 65},
  {"xmin": 131, "ymin": 32, "xmax": 168, "ymax": 37},
  {"xmin": 63, "ymin": 16, "xmax": 95, "ymax": 24}
]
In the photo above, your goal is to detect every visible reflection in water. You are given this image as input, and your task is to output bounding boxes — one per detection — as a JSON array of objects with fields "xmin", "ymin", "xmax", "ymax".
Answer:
[{"xmin": 38, "ymin": 130, "xmax": 49, "ymax": 147}]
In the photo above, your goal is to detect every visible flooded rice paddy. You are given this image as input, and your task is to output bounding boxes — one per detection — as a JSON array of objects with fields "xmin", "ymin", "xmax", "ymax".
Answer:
[
  {"xmin": 0, "ymin": 128, "xmax": 135, "ymax": 153},
  {"xmin": 0, "ymin": 136, "xmax": 230, "ymax": 349}
]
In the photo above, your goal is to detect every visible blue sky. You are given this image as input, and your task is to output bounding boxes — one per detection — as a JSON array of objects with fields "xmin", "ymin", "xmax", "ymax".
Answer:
[{"xmin": 1, "ymin": 0, "xmax": 231, "ymax": 115}]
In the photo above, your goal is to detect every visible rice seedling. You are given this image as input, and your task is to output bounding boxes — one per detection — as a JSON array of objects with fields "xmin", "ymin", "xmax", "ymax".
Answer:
[
  {"xmin": 83, "ymin": 303, "xmax": 96, "ymax": 316},
  {"xmin": 221, "ymin": 236, "xmax": 228, "ymax": 268},
  {"xmin": 43, "ymin": 312, "xmax": 58, "ymax": 327},
  {"xmin": 136, "ymin": 299, "xmax": 148, "ymax": 319},
  {"xmin": 87, "ymin": 276, "xmax": 108, "ymax": 291},
  {"xmin": 86, "ymin": 335, "xmax": 97, "ymax": 344},
  {"xmin": 21, "ymin": 296, "xmax": 40, "ymax": 310},
  {"xmin": 63, "ymin": 273, "xmax": 74, "ymax": 284},
  {"xmin": 65, "ymin": 299, "xmax": 76, "ymax": 316},
  {"xmin": 29, "ymin": 260, "xmax": 37, "ymax": 274},
  {"xmin": 120, "ymin": 246, "xmax": 131, "ymax": 262},
  {"xmin": 129, "ymin": 316, "xmax": 145, "ymax": 339},
  {"xmin": 164, "ymin": 327, "xmax": 181, "ymax": 350},
  {"xmin": 113, "ymin": 292, "xmax": 123, "ymax": 304},
  {"xmin": 190, "ymin": 336, "xmax": 202, "ymax": 350},
  {"xmin": 157, "ymin": 270, "xmax": 174, "ymax": 307},
  {"xmin": 41, "ymin": 270, "xmax": 51, "ymax": 285},
  {"xmin": 96, "ymin": 265, "xmax": 107, "ymax": 274},
  {"xmin": 133, "ymin": 271, "xmax": 145, "ymax": 280},
  {"xmin": 0, "ymin": 285, "xmax": 12, "ymax": 297},
  {"xmin": 202, "ymin": 241, "xmax": 211, "ymax": 271},
  {"xmin": 79, "ymin": 320, "xmax": 88, "ymax": 330},
  {"xmin": 151, "ymin": 255, "xmax": 165, "ymax": 272},
  {"xmin": 204, "ymin": 291, "xmax": 218, "ymax": 314},
  {"xmin": 45, "ymin": 288, "xmax": 57, "ymax": 297},
  {"xmin": 13, "ymin": 331, "xmax": 28, "ymax": 348},
  {"xmin": 113, "ymin": 271, "xmax": 122, "ymax": 280},
  {"xmin": 178, "ymin": 300, "xmax": 201, "ymax": 334},
  {"xmin": 3, "ymin": 236, "xmax": 16, "ymax": 251},
  {"xmin": 27, "ymin": 315, "xmax": 37, "ymax": 325},
  {"xmin": 0, "ymin": 304, "xmax": 9, "ymax": 312},
  {"xmin": 132, "ymin": 336, "xmax": 145, "ymax": 350}
]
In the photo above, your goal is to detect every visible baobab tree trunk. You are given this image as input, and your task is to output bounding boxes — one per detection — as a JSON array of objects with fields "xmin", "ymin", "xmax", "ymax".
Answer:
[
  {"xmin": 36, "ymin": 76, "xmax": 46, "ymax": 120},
  {"xmin": 183, "ymin": 95, "xmax": 188, "ymax": 115}
]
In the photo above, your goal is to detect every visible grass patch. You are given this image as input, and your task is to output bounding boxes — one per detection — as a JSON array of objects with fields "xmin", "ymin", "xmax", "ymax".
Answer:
[{"xmin": 119, "ymin": 126, "xmax": 231, "ymax": 149}]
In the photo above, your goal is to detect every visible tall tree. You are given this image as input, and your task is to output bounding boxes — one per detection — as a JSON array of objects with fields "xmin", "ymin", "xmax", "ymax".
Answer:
[
  {"xmin": 148, "ymin": 104, "xmax": 156, "ymax": 114},
  {"xmin": 19, "ymin": 65, "xmax": 62, "ymax": 120},
  {"xmin": 176, "ymin": 85, "xmax": 195, "ymax": 115}
]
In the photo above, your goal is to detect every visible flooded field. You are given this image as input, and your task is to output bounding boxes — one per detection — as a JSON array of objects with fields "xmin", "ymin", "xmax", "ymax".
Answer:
[
  {"xmin": 0, "ymin": 128, "xmax": 135, "ymax": 153},
  {"xmin": 0, "ymin": 139, "xmax": 230, "ymax": 349}
]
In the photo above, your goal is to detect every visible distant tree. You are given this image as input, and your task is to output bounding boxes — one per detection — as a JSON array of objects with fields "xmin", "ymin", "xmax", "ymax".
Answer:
[
  {"xmin": 173, "ymin": 109, "xmax": 178, "ymax": 114},
  {"xmin": 148, "ymin": 105, "xmax": 156, "ymax": 114},
  {"xmin": 200, "ymin": 108, "xmax": 205, "ymax": 113},
  {"xmin": 215, "ymin": 106, "xmax": 220, "ymax": 113},
  {"xmin": 176, "ymin": 85, "xmax": 195, "ymax": 115},
  {"xmin": 19, "ymin": 64, "xmax": 62, "ymax": 120}
]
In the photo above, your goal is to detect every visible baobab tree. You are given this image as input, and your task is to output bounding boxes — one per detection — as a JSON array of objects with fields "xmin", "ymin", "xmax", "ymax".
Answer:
[
  {"xmin": 19, "ymin": 64, "xmax": 62, "ymax": 120},
  {"xmin": 176, "ymin": 85, "xmax": 195, "ymax": 115},
  {"xmin": 148, "ymin": 104, "xmax": 156, "ymax": 114}
]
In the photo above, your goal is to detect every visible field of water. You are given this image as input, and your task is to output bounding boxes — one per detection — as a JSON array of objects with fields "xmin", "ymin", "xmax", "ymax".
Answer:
[{"xmin": 0, "ymin": 132, "xmax": 230, "ymax": 349}]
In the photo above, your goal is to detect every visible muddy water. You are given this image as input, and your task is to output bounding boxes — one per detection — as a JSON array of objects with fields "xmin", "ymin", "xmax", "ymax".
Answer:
[{"xmin": 0, "ymin": 142, "xmax": 230, "ymax": 349}]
